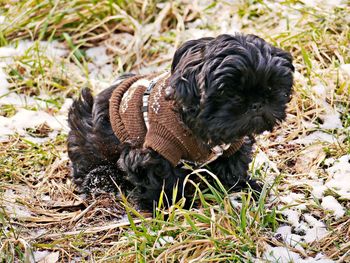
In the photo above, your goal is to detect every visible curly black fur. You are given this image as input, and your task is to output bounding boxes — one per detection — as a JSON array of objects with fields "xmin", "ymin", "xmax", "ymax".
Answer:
[{"xmin": 67, "ymin": 33, "xmax": 294, "ymax": 212}]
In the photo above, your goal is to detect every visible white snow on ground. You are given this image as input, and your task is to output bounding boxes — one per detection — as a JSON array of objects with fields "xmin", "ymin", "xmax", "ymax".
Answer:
[
  {"xmin": 0, "ymin": 41, "xmax": 67, "ymax": 105},
  {"xmin": 86, "ymin": 45, "xmax": 114, "ymax": 81},
  {"xmin": 280, "ymin": 193, "xmax": 307, "ymax": 210},
  {"xmin": 264, "ymin": 246, "xmax": 334, "ymax": 263},
  {"xmin": 267, "ymin": 152, "xmax": 349, "ymax": 262},
  {"xmin": 0, "ymin": 40, "xmax": 74, "ymax": 141},
  {"xmin": 86, "ymin": 46, "xmax": 111, "ymax": 66},
  {"xmin": 325, "ymin": 155, "xmax": 350, "ymax": 199},
  {"xmin": 251, "ymin": 149, "xmax": 280, "ymax": 174},
  {"xmin": 302, "ymin": 0, "xmax": 347, "ymax": 8},
  {"xmin": 302, "ymin": 214, "xmax": 329, "ymax": 243},
  {"xmin": 275, "ymin": 225, "xmax": 304, "ymax": 251},
  {"xmin": 309, "ymin": 180, "xmax": 328, "ymax": 199},
  {"xmin": 311, "ymin": 84, "xmax": 343, "ymax": 130},
  {"xmin": 59, "ymin": 98, "xmax": 73, "ymax": 115},
  {"xmin": 321, "ymin": 196, "xmax": 345, "ymax": 218},
  {"xmin": 280, "ymin": 209, "xmax": 328, "ymax": 244},
  {"xmin": 0, "ymin": 67, "xmax": 10, "ymax": 96},
  {"xmin": 33, "ymin": 251, "xmax": 59, "ymax": 263},
  {"xmin": 0, "ymin": 108, "xmax": 68, "ymax": 141},
  {"xmin": 293, "ymin": 84, "xmax": 344, "ymax": 145},
  {"xmin": 229, "ymin": 194, "xmax": 242, "ymax": 209},
  {"xmin": 3, "ymin": 189, "xmax": 32, "ymax": 219},
  {"xmin": 282, "ymin": 210, "xmax": 300, "ymax": 227},
  {"xmin": 340, "ymin": 64, "xmax": 350, "ymax": 77},
  {"xmin": 293, "ymin": 131, "xmax": 339, "ymax": 145},
  {"xmin": 0, "ymin": 40, "xmax": 68, "ymax": 60}
]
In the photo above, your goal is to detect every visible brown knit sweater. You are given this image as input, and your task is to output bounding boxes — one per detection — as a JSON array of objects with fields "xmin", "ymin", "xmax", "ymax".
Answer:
[{"xmin": 109, "ymin": 74, "xmax": 243, "ymax": 167}]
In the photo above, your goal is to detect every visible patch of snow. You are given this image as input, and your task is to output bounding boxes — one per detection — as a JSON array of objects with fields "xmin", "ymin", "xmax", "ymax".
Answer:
[
  {"xmin": 264, "ymin": 246, "xmax": 334, "ymax": 263},
  {"xmin": 276, "ymin": 226, "xmax": 304, "ymax": 251},
  {"xmin": 302, "ymin": 214, "xmax": 328, "ymax": 243},
  {"xmin": 88, "ymin": 63, "xmax": 114, "ymax": 80},
  {"xmin": 33, "ymin": 251, "xmax": 51, "ymax": 262},
  {"xmin": 294, "ymin": 71, "xmax": 308, "ymax": 86},
  {"xmin": 181, "ymin": 28, "xmax": 215, "ymax": 40},
  {"xmin": 0, "ymin": 46, "xmax": 19, "ymax": 59},
  {"xmin": 282, "ymin": 209, "xmax": 300, "ymax": 227},
  {"xmin": 325, "ymin": 155, "xmax": 350, "ymax": 199},
  {"xmin": 34, "ymin": 251, "xmax": 59, "ymax": 263},
  {"xmin": 309, "ymin": 84, "xmax": 343, "ymax": 130},
  {"xmin": 340, "ymin": 64, "xmax": 350, "ymax": 77},
  {"xmin": 40, "ymin": 40, "xmax": 68, "ymax": 59},
  {"xmin": 264, "ymin": 246, "xmax": 302, "ymax": 263},
  {"xmin": 0, "ymin": 92, "xmax": 35, "ymax": 106},
  {"xmin": 0, "ymin": 109, "xmax": 68, "ymax": 140},
  {"xmin": 138, "ymin": 62, "xmax": 170, "ymax": 75},
  {"xmin": 293, "ymin": 131, "xmax": 339, "ymax": 145},
  {"xmin": 276, "ymin": 225, "xmax": 292, "ymax": 237},
  {"xmin": 12, "ymin": 40, "xmax": 68, "ymax": 59},
  {"xmin": 301, "ymin": 253, "xmax": 334, "ymax": 263},
  {"xmin": 118, "ymin": 214, "xmax": 131, "ymax": 224},
  {"xmin": 302, "ymin": 0, "xmax": 346, "ymax": 8},
  {"xmin": 30, "ymin": 228, "xmax": 47, "ymax": 239},
  {"xmin": 309, "ymin": 180, "xmax": 327, "ymax": 199},
  {"xmin": 320, "ymin": 112, "xmax": 343, "ymax": 130},
  {"xmin": 59, "ymin": 98, "xmax": 73, "ymax": 115},
  {"xmin": 280, "ymin": 193, "xmax": 307, "ymax": 210},
  {"xmin": 3, "ymin": 189, "xmax": 32, "ymax": 219},
  {"xmin": 312, "ymin": 84, "xmax": 327, "ymax": 99},
  {"xmin": 86, "ymin": 46, "xmax": 111, "ymax": 66},
  {"xmin": 89, "ymin": 78, "xmax": 113, "ymax": 93},
  {"xmin": 229, "ymin": 195, "xmax": 242, "ymax": 209},
  {"xmin": 321, "ymin": 196, "xmax": 345, "ymax": 218},
  {"xmin": 280, "ymin": 209, "xmax": 329, "ymax": 244},
  {"xmin": 251, "ymin": 149, "xmax": 279, "ymax": 173},
  {"xmin": 324, "ymin": 157, "xmax": 335, "ymax": 166},
  {"xmin": 155, "ymin": 235, "xmax": 175, "ymax": 249},
  {"xmin": 0, "ymin": 67, "xmax": 10, "ymax": 96}
]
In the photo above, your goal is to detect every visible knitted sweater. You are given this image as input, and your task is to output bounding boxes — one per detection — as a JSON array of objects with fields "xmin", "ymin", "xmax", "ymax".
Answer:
[{"xmin": 109, "ymin": 74, "xmax": 243, "ymax": 167}]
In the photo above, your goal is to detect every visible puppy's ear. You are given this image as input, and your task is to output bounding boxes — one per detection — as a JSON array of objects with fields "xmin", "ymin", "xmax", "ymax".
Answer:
[
  {"xmin": 170, "ymin": 37, "xmax": 212, "ymax": 73},
  {"xmin": 170, "ymin": 37, "xmax": 212, "ymax": 108},
  {"xmin": 245, "ymin": 34, "xmax": 294, "ymax": 72},
  {"xmin": 272, "ymin": 47, "xmax": 295, "ymax": 72}
]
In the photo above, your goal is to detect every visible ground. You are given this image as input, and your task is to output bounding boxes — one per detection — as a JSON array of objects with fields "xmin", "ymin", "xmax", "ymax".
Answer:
[{"xmin": 0, "ymin": 0, "xmax": 349, "ymax": 262}]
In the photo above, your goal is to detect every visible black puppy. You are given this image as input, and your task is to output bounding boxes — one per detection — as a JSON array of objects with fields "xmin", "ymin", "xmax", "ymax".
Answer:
[{"xmin": 67, "ymin": 33, "xmax": 294, "ymax": 212}]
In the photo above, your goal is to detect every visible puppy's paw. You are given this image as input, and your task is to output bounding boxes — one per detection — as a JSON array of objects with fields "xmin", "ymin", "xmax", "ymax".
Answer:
[{"xmin": 118, "ymin": 148, "xmax": 153, "ymax": 174}]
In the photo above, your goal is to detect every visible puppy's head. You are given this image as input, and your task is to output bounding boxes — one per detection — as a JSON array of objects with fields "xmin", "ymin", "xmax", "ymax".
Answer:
[{"xmin": 170, "ymin": 33, "xmax": 294, "ymax": 145}]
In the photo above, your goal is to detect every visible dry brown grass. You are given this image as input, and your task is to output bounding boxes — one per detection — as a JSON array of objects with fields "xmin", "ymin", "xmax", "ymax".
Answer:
[{"xmin": 1, "ymin": 0, "xmax": 349, "ymax": 262}]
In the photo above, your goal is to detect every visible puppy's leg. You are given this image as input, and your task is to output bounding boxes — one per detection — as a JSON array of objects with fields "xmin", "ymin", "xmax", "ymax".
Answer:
[
  {"xmin": 208, "ymin": 137, "xmax": 262, "ymax": 193},
  {"xmin": 118, "ymin": 147, "xmax": 189, "ymax": 211},
  {"xmin": 68, "ymin": 85, "xmax": 126, "ymax": 194}
]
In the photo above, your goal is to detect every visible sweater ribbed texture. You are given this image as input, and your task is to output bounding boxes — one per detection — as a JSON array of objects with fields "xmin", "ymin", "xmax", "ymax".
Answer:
[{"xmin": 109, "ymin": 74, "xmax": 244, "ymax": 166}]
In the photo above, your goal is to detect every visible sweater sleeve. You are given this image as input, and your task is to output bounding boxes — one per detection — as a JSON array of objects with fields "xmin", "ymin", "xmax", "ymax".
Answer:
[
  {"xmin": 223, "ymin": 139, "xmax": 244, "ymax": 157},
  {"xmin": 143, "ymin": 123, "xmax": 185, "ymax": 166}
]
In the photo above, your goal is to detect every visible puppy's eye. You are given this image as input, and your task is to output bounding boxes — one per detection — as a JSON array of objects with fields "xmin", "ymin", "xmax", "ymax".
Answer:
[{"xmin": 285, "ymin": 93, "xmax": 292, "ymax": 102}]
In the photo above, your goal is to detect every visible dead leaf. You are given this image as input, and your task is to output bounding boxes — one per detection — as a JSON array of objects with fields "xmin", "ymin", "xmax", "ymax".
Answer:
[{"xmin": 295, "ymin": 144, "xmax": 326, "ymax": 173}]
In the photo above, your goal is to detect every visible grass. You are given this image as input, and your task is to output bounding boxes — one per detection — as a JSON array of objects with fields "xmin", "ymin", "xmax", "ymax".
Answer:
[{"xmin": 0, "ymin": 0, "xmax": 349, "ymax": 262}]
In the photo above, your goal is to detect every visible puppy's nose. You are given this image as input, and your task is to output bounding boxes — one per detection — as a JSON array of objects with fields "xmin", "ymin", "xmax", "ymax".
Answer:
[{"xmin": 251, "ymin": 102, "xmax": 262, "ymax": 111}]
